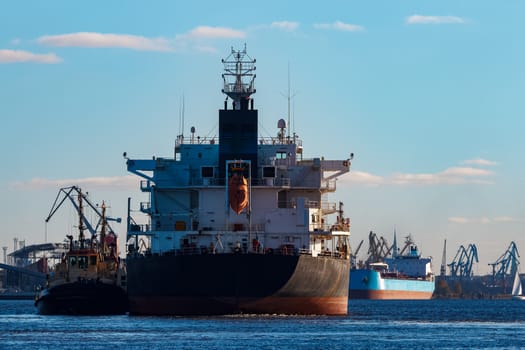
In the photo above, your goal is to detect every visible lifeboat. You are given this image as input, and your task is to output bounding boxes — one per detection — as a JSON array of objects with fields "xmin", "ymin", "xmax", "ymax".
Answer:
[{"xmin": 229, "ymin": 173, "xmax": 248, "ymax": 214}]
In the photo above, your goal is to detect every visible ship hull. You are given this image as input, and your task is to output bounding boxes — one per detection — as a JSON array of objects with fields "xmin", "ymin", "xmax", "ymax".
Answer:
[
  {"xmin": 349, "ymin": 269, "xmax": 434, "ymax": 300},
  {"xmin": 126, "ymin": 253, "xmax": 349, "ymax": 315},
  {"xmin": 35, "ymin": 281, "xmax": 128, "ymax": 315}
]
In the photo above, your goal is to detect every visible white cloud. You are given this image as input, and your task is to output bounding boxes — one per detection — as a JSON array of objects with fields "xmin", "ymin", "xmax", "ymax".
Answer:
[
  {"xmin": 178, "ymin": 26, "xmax": 246, "ymax": 40},
  {"xmin": 462, "ymin": 158, "xmax": 498, "ymax": 167},
  {"xmin": 35, "ymin": 28, "xmax": 246, "ymax": 54},
  {"xmin": 173, "ymin": 26, "xmax": 246, "ymax": 53},
  {"xmin": 449, "ymin": 216, "xmax": 520, "ymax": 224},
  {"xmin": 0, "ymin": 49, "xmax": 62, "ymax": 64},
  {"xmin": 342, "ymin": 171, "xmax": 384, "ymax": 185},
  {"xmin": 448, "ymin": 217, "xmax": 471, "ymax": 224},
  {"xmin": 37, "ymin": 32, "xmax": 173, "ymax": 51},
  {"xmin": 390, "ymin": 172, "xmax": 443, "ymax": 185},
  {"xmin": 271, "ymin": 21, "xmax": 299, "ymax": 31},
  {"xmin": 314, "ymin": 21, "xmax": 364, "ymax": 32},
  {"xmin": 391, "ymin": 166, "xmax": 493, "ymax": 185},
  {"xmin": 10, "ymin": 175, "xmax": 138, "ymax": 190},
  {"xmin": 494, "ymin": 216, "xmax": 520, "ymax": 223},
  {"xmin": 406, "ymin": 15, "xmax": 465, "ymax": 25},
  {"xmin": 341, "ymin": 161, "xmax": 495, "ymax": 186},
  {"xmin": 440, "ymin": 166, "xmax": 493, "ymax": 177}
]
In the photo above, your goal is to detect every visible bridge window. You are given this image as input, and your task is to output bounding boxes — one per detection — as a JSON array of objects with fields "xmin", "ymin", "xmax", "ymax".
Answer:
[
  {"xmin": 276, "ymin": 151, "xmax": 287, "ymax": 159},
  {"xmin": 78, "ymin": 256, "xmax": 88, "ymax": 269}
]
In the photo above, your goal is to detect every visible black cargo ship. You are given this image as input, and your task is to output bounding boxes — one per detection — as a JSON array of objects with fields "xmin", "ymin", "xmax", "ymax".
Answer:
[{"xmin": 125, "ymin": 46, "xmax": 352, "ymax": 315}]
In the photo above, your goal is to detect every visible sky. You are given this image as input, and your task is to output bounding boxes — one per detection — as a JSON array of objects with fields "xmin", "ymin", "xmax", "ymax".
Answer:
[{"xmin": 1, "ymin": 1, "xmax": 524, "ymax": 275}]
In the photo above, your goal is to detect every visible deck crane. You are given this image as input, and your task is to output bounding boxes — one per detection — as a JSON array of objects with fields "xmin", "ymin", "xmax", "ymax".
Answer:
[
  {"xmin": 45, "ymin": 186, "xmax": 121, "ymax": 251},
  {"xmin": 397, "ymin": 234, "xmax": 417, "ymax": 256},
  {"xmin": 488, "ymin": 241, "xmax": 520, "ymax": 286},
  {"xmin": 448, "ymin": 244, "xmax": 478, "ymax": 278}
]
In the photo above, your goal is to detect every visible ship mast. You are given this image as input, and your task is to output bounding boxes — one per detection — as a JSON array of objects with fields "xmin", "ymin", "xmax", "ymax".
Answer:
[
  {"xmin": 77, "ymin": 191, "xmax": 86, "ymax": 249},
  {"xmin": 220, "ymin": 45, "xmax": 257, "ymax": 244},
  {"xmin": 221, "ymin": 44, "xmax": 256, "ymax": 110}
]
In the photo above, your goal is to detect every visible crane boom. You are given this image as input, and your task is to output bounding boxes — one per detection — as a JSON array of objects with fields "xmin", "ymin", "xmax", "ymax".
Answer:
[{"xmin": 45, "ymin": 186, "xmax": 121, "ymax": 237}]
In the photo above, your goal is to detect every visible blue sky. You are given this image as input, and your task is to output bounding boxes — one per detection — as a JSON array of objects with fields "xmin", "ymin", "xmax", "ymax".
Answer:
[{"xmin": 1, "ymin": 1, "xmax": 524, "ymax": 274}]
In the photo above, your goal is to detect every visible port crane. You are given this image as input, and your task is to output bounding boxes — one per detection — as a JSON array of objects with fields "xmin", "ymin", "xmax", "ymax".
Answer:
[
  {"xmin": 448, "ymin": 244, "xmax": 478, "ymax": 278},
  {"xmin": 365, "ymin": 231, "xmax": 392, "ymax": 264},
  {"xmin": 488, "ymin": 241, "xmax": 520, "ymax": 286}
]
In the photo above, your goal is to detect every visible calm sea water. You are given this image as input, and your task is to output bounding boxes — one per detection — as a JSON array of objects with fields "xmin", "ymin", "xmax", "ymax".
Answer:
[{"xmin": 1, "ymin": 299, "xmax": 524, "ymax": 349}]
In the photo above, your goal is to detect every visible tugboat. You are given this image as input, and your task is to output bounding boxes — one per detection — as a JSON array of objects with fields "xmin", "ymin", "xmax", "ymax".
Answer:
[
  {"xmin": 124, "ymin": 46, "xmax": 353, "ymax": 315},
  {"xmin": 35, "ymin": 186, "xmax": 128, "ymax": 315}
]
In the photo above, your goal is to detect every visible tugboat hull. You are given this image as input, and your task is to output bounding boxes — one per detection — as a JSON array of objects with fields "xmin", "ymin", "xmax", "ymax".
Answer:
[
  {"xmin": 127, "ymin": 254, "xmax": 349, "ymax": 315},
  {"xmin": 35, "ymin": 281, "xmax": 128, "ymax": 315}
]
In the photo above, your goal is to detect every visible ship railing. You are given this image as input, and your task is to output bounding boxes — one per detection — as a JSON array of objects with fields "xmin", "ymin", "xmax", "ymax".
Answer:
[
  {"xmin": 310, "ymin": 225, "xmax": 350, "ymax": 235},
  {"xmin": 128, "ymin": 224, "xmax": 151, "ymax": 234},
  {"xmin": 192, "ymin": 178, "xmax": 281, "ymax": 187},
  {"xmin": 134, "ymin": 245, "xmax": 349, "ymax": 260},
  {"xmin": 274, "ymin": 200, "xmax": 325, "ymax": 210},
  {"xmin": 191, "ymin": 177, "xmax": 223, "ymax": 186},
  {"xmin": 175, "ymin": 134, "xmax": 303, "ymax": 147},
  {"xmin": 317, "ymin": 250, "xmax": 348, "ymax": 259},
  {"xmin": 222, "ymin": 82, "xmax": 254, "ymax": 94},
  {"xmin": 276, "ymin": 177, "xmax": 291, "ymax": 187},
  {"xmin": 175, "ymin": 136, "xmax": 218, "ymax": 146},
  {"xmin": 310, "ymin": 226, "xmax": 331, "ymax": 235},
  {"xmin": 145, "ymin": 244, "xmax": 304, "ymax": 257},
  {"xmin": 258, "ymin": 136, "xmax": 302, "ymax": 147},
  {"xmin": 321, "ymin": 179, "xmax": 336, "ymax": 191},
  {"xmin": 305, "ymin": 200, "xmax": 319, "ymax": 208},
  {"xmin": 252, "ymin": 178, "xmax": 274, "ymax": 186},
  {"xmin": 321, "ymin": 202, "xmax": 337, "ymax": 213},
  {"xmin": 298, "ymin": 248, "xmax": 311, "ymax": 255}
]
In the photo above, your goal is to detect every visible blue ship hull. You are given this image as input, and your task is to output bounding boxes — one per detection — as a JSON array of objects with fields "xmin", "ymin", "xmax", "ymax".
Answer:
[{"xmin": 349, "ymin": 269, "xmax": 435, "ymax": 299}]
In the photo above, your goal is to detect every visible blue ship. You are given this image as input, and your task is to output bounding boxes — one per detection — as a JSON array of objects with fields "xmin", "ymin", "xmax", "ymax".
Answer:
[{"xmin": 350, "ymin": 235, "xmax": 435, "ymax": 299}]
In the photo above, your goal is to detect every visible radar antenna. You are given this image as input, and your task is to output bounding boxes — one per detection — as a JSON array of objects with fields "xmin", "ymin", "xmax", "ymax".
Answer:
[{"xmin": 221, "ymin": 44, "xmax": 256, "ymax": 110}]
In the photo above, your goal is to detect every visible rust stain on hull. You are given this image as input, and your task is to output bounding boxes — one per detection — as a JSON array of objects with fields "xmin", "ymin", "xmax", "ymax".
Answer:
[{"xmin": 129, "ymin": 296, "xmax": 348, "ymax": 315}]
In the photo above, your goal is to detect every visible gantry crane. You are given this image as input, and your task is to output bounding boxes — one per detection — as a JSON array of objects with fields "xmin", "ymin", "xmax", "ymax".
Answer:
[
  {"xmin": 448, "ymin": 243, "xmax": 478, "ymax": 278},
  {"xmin": 488, "ymin": 241, "xmax": 520, "ymax": 285}
]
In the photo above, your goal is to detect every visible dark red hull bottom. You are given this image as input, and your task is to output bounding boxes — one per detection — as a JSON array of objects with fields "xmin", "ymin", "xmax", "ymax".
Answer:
[
  {"xmin": 129, "ymin": 296, "xmax": 348, "ymax": 315},
  {"xmin": 349, "ymin": 289, "xmax": 433, "ymax": 300}
]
